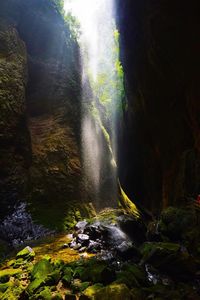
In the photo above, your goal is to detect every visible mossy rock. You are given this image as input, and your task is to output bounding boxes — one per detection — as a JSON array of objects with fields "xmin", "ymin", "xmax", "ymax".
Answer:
[
  {"xmin": 73, "ymin": 258, "xmax": 115, "ymax": 284},
  {"xmin": 115, "ymin": 264, "xmax": 146, "ymax": 288},
  {"xmin": 71, "ymin": 279, "xmax": 90, "ymax": 293},
  {"xmin": 0, "ymin": 268, "xmax": 22, "ymax": 283},
  {"xmin": 81, "ymin": 283, "xmax": 103, "ymax": 299},
  {"xmin": 16, "ymin": 246, "xmax": 35, "ymax": 261},
  {"xmin": 94, "ymin": 283, "xmax": 132, "ymax": 300},
  {"xmin": 32, "ymin": 286, "xmax": 52, "ymax": 300},
  {"xmin": 44, "ymin": 270, "xmax": 61, "ymax": 286},
  {"xmin": 140, "ymin": 242, "xmax": 198, "ymax": 278},
  {"xmin": 1, "ymin": 284, "xmax": 24, "ymax": 300},
  {"xmin": 0, "ymin": 282, "xmax": 11, "ymax": 293},
  {"xmin": 141, "ymin": 242, "xmax": 180, "ymax": 263},
  {"xmin": 159, "ymin": 207, "xmax": 196, "ymax": 241},
  {"xmin": 31, "ymin": 259, "xmax": 53, "ymax": 280}
]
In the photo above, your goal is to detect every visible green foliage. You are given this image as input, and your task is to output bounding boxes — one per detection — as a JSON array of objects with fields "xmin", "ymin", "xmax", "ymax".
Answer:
[
  {"xmin": 90, "ymin": 28, "xmax": 125, "ymax": 119},
  {"xmin": 52, "ymin": 0, "xmax": 64, "ymax": 15},
  {"xmin": 64, "ymin": 12, "xmax": 81, "ymax": 40},
  {"xmin": 51, "ymin": 1, "xmax": 80, "ymax": 41}
]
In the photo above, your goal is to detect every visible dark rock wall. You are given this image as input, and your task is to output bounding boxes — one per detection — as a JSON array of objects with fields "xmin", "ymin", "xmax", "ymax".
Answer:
[
  {"xmin": 116, "ymin": 0, "xmax": 200, "ymax": 212},
  {"xmin": 0, "ymin": 0, "xmax": 83, "ymax": 228},
  {"xmin": 0, "ymin": 21, "xmax": 29, "ymax": 219}
]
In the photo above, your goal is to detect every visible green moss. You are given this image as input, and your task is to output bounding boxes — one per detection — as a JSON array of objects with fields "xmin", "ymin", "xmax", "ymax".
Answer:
[
  {"xmin": 0, "ymin": 282, "xmax": 11, "ymax": 293},
  {"xmin": 115, "ymin": 264, "xmax": 146, "ymax": 288},
  {"xmin": 94, "ymin": 283, "xmax": 132, "ymax": 300},
  {"xmin": 33, "ymin": 286, "xmax": 52, "ymax": 300},
  {"xmin": 0, "ymin": 268, "xmax": 22, "ymax": 283},
  {"xmin": 27, "ymin": 259, "xmax": 54, "ymax": 294},
  {"xmin": 82, "ymin": 284, "xmax": 103, "ymax": 298},
  {"xmin": 73, "ymin": 258, "xmax": 115, "ymax": 284},
  {"xmin": 16, "ymin": 246, "xmax": 35, "ymax": 261}
]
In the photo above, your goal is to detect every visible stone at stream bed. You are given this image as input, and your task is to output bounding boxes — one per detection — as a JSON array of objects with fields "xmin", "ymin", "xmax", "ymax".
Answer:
[
  {"xmin": 75, "ymin": 221, "xmax": 88, "ymax": 232},
  {"xmin": 116, "ymin": 241, "xmax": 141, "ymax": 260},
  {"xmin": 117, "ymin": 214, "xmax": 147, "ymax": 244},
  {"xmin": 77, "ymin": 234, "xmax": 90, "ymax": 246},
  {"xmin": 140, "ymin": 242, "xmax": 198, "ymax": 279},
  {"xmin": 16, "ymin": 246, "xmax": 35, "ymax": 261}
]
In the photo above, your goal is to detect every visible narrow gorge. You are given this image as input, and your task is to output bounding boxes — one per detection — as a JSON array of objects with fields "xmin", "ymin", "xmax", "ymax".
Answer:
[{"xmin": 0, "ymin": 0, "xmax": 199, "ymax": 299}]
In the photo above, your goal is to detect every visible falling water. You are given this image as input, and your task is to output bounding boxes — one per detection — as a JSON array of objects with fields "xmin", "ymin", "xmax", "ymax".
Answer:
[{"xmin": 64, "ymin": 0, "xmax": 122, "ymax": 209}]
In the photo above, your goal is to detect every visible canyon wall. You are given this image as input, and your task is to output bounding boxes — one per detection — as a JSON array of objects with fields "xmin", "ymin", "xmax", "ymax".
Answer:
[{"xmin": 116, "ymin": 0, "xmax": 200, "ymax": 212}]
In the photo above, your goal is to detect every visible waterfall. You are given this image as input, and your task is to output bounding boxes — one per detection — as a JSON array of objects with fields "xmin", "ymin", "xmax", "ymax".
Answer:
[{"xmin": 64, "ymin": 0, "xmax": 123, "ymax": 209}]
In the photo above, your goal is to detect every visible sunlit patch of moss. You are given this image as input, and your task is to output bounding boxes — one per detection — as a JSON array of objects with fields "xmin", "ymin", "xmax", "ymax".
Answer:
[
  {"xmin": 118, "ymin": 181, "xmax": 140, "ymax": 218},
  {"xmin": 31, "ymin": 235, "xmax": 80, "ymax": 264},
  {"xmin": 94, "ymin": 208, "xmax": 124, "ymax": 224}
]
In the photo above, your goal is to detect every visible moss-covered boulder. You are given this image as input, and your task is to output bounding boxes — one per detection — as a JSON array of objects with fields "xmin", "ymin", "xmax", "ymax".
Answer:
[
  {"xmin": 0, "ymin": 268, "xmax": 22, "ymax": 283},
  {"xmin": 16, "ymin": 246, "xmax": 35, "ymax": 261},
  {"xmin": 94, "ymin": 283, "xmax": 132, "ymax": 300},
  {"xmin": 158, "ymin": 207, "xmax": 196, "ymax": 241},
  {"xmin": 141, "ymin": 242, "xmax": 198, "ymax": 279},
  {"xmin": 73, "ymin": 258, "xmax": 115, "ymax": 284},
  {"xmin": 80, "ymin": 284, "xmax": 103, "ymax": 299},
  {"xmin": 115, "ymin": 264, "xmax": 146, "ymax": 288}
]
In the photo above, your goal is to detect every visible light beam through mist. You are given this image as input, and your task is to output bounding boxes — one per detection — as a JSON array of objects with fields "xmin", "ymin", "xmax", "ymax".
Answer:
[{"xmin": 64, "ymin": 0, "xmax": 123, "ymax": 209}]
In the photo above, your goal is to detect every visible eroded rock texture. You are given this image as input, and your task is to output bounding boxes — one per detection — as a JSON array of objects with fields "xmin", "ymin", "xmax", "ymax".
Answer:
[
  {"xmin": 116, "ymin": 0, "xmax": 200, "ymax": 212},
  {"xmin": 0, "ymin": 21, "xmax": 29, "ymax": 219},
  {"xmin": 0, "ymin": 0, "xmax": 83, "ymax": 228}
]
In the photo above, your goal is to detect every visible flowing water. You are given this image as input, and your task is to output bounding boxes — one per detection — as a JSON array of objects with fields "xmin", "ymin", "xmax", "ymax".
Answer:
[{"xmin": 64, "ymin": 0, "xmax": 123, "ymax": 209}]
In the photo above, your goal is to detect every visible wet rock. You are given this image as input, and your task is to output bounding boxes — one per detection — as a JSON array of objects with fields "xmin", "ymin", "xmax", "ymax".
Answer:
[
  {"xmin": 75, "ymin": 221, "xmax": 88, "ymax": 232},
  {"xmin": 116, "ymin": 264, "xmax": 146, "ymax": 288},
  {"xmin": 81, "ymin": 284, "xmax": 103, "ymax": 299},
  {"xmin": 87, "ymin": 240, "xmax": 102, "ymax": 253},
  {"xmin": 73, "ymin": 243, "xmax": 82, "ymax": 250},
  {"xmin": 141, "ymin": 242, "xmax": 198, "ymax": 279},
  {"xmin": 79, "ymin": 246, "xmax": 87, "ymax": 253},
  {"xmin": 158, "ymin": 207, "xmax": 196, "ymax": 241},
  {"xmin": 84, "ymin": 224, "xmax": 102, "ymax": 240},
  {"xmin": 0, "ymin": 268, "xmax": 22, "ymax": 283},
  {"xmin": 101, "ymin": 225, "xmax": 129, "ymax": 248},
  {"xmin": 77, "ymin": 234, "xmax": 90, "ymax": 246},
  {"xmin": 146, "ymin": 221, "xmax": 163, "ymax": 242},
  {"xmin": 117, "ymin": 215, "xmax": 147, "ymax": 244},
  {"xmin": 116, "ymin": 241, "xmax": 141, "ymax": 260},
  {"xmin": 16, "ymin": 246, "xmax": 35, "ymax": 261},
  {"xmin": 61, "ymin": 243, "xmax": 69, "ymax": 249},
  {"xmin": 0, "ymin": 203, "xmax": 54, "ymax": 247},
  {"xmin": 94, "ymin": 283, "xmax": 132, "ymax": 300}
]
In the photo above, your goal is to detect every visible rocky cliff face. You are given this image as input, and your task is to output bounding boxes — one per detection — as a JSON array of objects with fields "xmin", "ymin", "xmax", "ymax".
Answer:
[
  {"xmin": 0, "ymin": 20, "xmax": 29, "ymax": 219},
  {"xmin": 116, "ymin": 0, "xmax": 200, "ymax": 212},
  {"xmin": 0, "ymin": 0, "xmax": 83, "ymax": 229}
]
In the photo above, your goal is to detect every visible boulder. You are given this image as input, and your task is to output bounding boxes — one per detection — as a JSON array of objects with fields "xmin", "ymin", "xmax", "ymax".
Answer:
[
  {"xmin": 16, "ymin": 246, "xmax": 35, "ymax": 261},
  {"xmin": 94, "ymin": 283, "xmax": 132, "ymax": 300}
]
